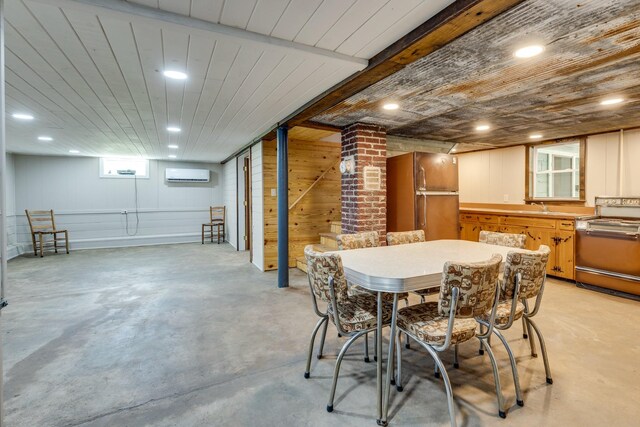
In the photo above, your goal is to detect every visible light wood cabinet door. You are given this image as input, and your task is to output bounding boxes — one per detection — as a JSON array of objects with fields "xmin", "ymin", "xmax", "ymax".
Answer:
[
  {"xmin": 555, "ymin": 230, "xmax": 575, "ymax": 279},
  {"xmin": 460, "ymin": 221, "xmax": 480, "ymax": 242}
]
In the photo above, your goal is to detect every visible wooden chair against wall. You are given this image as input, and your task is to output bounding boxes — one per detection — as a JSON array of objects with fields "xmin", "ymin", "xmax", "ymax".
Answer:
[
  {"xmin": 202, "ymin": 206, "xmax": 225, "ymax": 244},
  {"xmin": 25, "ymin": 209, "xmax": 69, "ymax": 257}
]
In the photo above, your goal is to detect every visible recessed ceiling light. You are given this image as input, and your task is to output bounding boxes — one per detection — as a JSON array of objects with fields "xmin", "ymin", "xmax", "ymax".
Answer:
[
  {"xmin": 163, "ymin": 70, "xmax": 188, "ymax": 80},
  {"xmin": 600, "ymin": 97, "xmax": 624, "ymax": 106},
  {"xmin": 529, "ymin": 134, "xmax": 543, "ymax": 139},
  {"xmin": 69, "ymin": 149, "xmax": 79, "ymax": 154},
  {"xmin": 475, "ymin": 124, "xmax": 491, "ymax": 131},
  {"xmin": 383, "ymin": 103, "xmax": 399, "ymax": 110},
  {"xmin": 168, "ymin": 154, "xmax": 177, "ymax": 158},
  {"xmin": 514, "ymin": 45, "xmax": 545, "ymax": 58},
  {"xmin": 168, "ymin": 144, "xmax": 179, "ymax": 149},
  {"xmin": 12, "ymin": 113, "xmax": 34, "ymax": 120},
  {"xmin": 167, "ymin": 126, "xmax": 181, "ymax": 132},
  {"xmin": 38, "ymin": 136, "xmax": 53, "ymax": 141}
]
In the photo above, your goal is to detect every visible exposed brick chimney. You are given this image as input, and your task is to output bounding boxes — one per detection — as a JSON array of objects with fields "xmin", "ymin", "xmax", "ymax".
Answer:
[{"xmin": 340, "ymin": 123, "xmax": 387, "ymax": 245}]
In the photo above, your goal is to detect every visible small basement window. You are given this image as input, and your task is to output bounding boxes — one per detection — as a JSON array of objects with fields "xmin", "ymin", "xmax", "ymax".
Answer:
[{"xmin": 100, "ymin": 157, "xmax": 149, "ymax": 178}]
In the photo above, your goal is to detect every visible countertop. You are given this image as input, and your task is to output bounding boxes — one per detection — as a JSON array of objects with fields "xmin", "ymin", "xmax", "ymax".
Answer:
[{"xmin": 460, "ymin": 207, "xmax": 584, "ymax": 220}]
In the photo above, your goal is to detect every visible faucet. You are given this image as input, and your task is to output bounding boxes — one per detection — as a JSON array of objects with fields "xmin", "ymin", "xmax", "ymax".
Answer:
[{"xmin": 531, "ymin": 202, "xmax": 549, "ymax": 213}]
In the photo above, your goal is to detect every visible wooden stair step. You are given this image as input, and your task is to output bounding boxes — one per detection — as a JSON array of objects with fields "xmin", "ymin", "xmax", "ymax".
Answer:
[
  {"xmin": 296, "ymin": 243, "xmax": 337, "ymax": 273},
  {"xmin": 319, "ymin": 232, "xmax": 338, "ymax": 249},
  {"xmin": 296, "ymin": 257, "xmax": 308, "ymax": 273},
  {"xmin": 312, "ymin": 244, "xmax": 335, "ymax": 253},
  {"xmin": 319, "ymin": 232, "xmax": 338, "ymax": 239}
]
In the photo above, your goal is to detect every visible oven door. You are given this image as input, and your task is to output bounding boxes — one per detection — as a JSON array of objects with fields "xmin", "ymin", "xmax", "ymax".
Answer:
[{"xmin": 575, "ymin": 229, "xmax": 640, "ymax": 295}]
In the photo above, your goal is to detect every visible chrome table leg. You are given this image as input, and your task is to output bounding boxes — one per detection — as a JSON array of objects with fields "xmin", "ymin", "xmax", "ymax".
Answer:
[{"xmin": 382, "ymin": 293, "xmax": 399, "ymax": 425}]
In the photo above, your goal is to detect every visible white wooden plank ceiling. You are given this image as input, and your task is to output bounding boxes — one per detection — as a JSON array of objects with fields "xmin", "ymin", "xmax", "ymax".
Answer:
[{"xmin": 5, "ymin": 0, "xmax": 454, "ymax": 162}]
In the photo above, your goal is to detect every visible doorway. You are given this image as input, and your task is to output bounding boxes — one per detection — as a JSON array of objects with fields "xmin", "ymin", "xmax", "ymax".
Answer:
[{"xmin": 237, "ymin": 152, "xmax": 251, "ymax": 253}]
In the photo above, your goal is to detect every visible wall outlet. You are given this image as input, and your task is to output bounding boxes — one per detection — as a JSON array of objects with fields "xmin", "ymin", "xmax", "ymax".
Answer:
[
  {"xmin": 503, "ymin": 194, "xmax": 509, "ymax": 202},
  {"xmin": 271, "ymin": 188, "xmax": 277, "ymax": 197}
]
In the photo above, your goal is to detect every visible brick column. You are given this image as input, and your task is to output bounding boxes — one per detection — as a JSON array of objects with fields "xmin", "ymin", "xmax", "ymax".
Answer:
[{"xmin": 341, "ymin": 123, "xmax": 387, "ymax": 245}]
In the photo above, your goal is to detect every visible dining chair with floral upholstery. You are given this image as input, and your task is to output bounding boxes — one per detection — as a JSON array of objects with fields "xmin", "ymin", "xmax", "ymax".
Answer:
[
  {"xmin": 338, "ymin": 231, "xmax": 411, "ymax": 354},
  {"xmin": 478, "ymin": 230, "xmax": 531, "ymax": 342},
  {"xmin": 477, "ymin": 245, "xmax": 553, "ymax": 404},
  {"xmin": 394, "ymin": 254, "xmax": 509, "ymax": 424},
  {"xmin": 303, "ymin": 245, "xmax": 392, "ymax": 413},
  {"xmin": 336, "ymin": 231, "xmax": 380, "ymax": 250},
  {"xmin": 479, "ymin": 230, "xmax": 527, "ymax": 248},
  {"xmin": 385, "ymin": 229, "xmax": 425, "ymax": 246}
]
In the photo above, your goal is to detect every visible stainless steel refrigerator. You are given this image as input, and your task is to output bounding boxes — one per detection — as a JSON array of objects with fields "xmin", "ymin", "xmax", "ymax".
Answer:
[{"xmin": 387, "ymin": 152, "xmax": 459, "ymax": 240}]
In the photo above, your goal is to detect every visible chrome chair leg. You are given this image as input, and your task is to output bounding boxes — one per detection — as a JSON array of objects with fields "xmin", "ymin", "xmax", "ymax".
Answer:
[
  {"xmin": 478, "ymin": 324, "xmax": 485, "ymax": 355},
  {"xmin": 404, "ymin": 298, "xmax": 411, "ymax": 349},
  {"xmin": 453, "ymin": 344, "xmax": 459, "ymax": 369},
  {"xmin": 327, "ymin": 330, "xmax": 367, "ymax": 412},
  {"xmin": 523, "ymin": 300, "xmax": 537, "ymax": 356},
  {"xmin": 422, "ymin": 344, "xmax": 457, "ymax": 427},
  {"xmin": 492, "ymin": 328, "xmax": 524, "ymax": 406},
  {"xmin": 374, "ymin": 329, "xmax": 378, "ymax": 362},
  {"xmin": 527, "ymin": 317, "xmax": 553, "ymax": 384},
  {"xmin": 434, "ymin": 363, "xmax": 440, "ymax": 378},
  {"xmin": 305, "ymin": 316, "xmax": 328, "ymax": 378},
  {"xmin": 364, "ymin": 332, "xmax": 370, "ymax": 363},
  {"xmin": 479, "ymin": 337, "xmax": 507, "ymax": 418},
  {"xmin": 521, "ymin": 316, "xmax": 528, "ymax": 338},
  {"xmin": 318, "ymin": 316, "xmax": 329, "ymax": 359},
  {"xmin": 395, "ymin": 330, "xmax": 403, "ymax": 392},
  {"xmin": 525, "ymin": 317, "xmax": 537, "ymax": 356}
]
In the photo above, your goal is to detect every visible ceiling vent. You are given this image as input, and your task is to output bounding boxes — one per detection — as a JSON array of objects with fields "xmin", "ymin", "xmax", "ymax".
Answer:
[{"xmin": 165, "ymin": 168, "xmax": 210, "ymax": 183}]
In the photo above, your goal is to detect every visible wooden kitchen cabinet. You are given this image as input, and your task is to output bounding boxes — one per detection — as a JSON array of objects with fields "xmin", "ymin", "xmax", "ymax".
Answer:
[
  {"xmin": 554, "ymin": 231, "xmax": 574, "ymax": 278},
  {"xmin": 460, "ymin": 211, "xmax": 576, "ymax": 280},
  {"xmin": 460, "ymin": 220, "xmax": 480, "ymax": 241}
]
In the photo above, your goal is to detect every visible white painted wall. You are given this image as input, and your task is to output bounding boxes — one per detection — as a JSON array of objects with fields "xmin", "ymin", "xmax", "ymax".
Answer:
[
  {"xmin": 458, "ymin": 130, "xmax": 640, "ymax": 206},
  {"xmin": 620, "ymin": 129, "xmax": 640, "ymax": 197},
  {"xmin": 222, "ymin": 159, "xmax": 238, "ymax": 249},
  {"xmin": 13, "ymin": 155, "xmax": 223, "ymax": 252},
  {"xmin": 251, "ymin": 143, "xmax": 264, "ymax": 271},
  {"xmin": 458, "ymin": 146, "xmax": 526, "ymax": 204},
  {"xmin": 5, "ymin": 154, "xmax": 18, "ymax": 258}
]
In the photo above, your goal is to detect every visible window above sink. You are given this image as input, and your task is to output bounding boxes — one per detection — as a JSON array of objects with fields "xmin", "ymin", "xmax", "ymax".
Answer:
[{"xmin": 525, "ymin": 137, "xmax": 586, "ymax": 204}]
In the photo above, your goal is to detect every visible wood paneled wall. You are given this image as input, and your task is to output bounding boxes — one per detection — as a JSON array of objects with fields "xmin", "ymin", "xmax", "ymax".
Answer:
[{"xmin": 262, "ymin": 139, "xmax": 341, "ymax": 270}]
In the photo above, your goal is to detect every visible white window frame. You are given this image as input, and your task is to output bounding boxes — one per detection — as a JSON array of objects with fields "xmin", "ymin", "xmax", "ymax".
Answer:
[
  {"xmin": 532, "ymin": 144, "xmax": 579, "ymax": 199},
  {"xmin": 99, "ymin": 157, "xmax": 150, "ymax": 179}
]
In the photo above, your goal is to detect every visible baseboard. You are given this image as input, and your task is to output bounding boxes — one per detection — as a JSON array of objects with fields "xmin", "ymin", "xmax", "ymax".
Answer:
[
  {"xmin": 15, "ymin": 233, "xmax": 227, "ymax": 253},
  {"xmin": 7, "ymin": 245, "xmax": 20, "ymax": 260}
]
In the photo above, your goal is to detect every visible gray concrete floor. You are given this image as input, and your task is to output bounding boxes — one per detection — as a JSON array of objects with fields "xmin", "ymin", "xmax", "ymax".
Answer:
[{"xmin": 3, "ymin": 243, "xmax": 639, "ymax": 426}]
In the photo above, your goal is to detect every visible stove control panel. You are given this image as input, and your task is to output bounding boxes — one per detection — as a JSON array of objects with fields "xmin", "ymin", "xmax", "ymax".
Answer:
[{"xmin": 595, "ymin": 197, "xmax": 640, "ymax": 207}]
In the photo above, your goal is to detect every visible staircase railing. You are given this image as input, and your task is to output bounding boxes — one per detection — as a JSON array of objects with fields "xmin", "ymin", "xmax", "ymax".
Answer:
[{"xmin": 289, "ymin": 157, "xmax": 341, "ymax": 211}]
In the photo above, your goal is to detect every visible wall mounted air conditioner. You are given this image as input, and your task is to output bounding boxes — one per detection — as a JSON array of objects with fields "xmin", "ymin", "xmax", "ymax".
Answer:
[{"xmin": 165, "ymin": 168, "xmax": 210, "ymax": 183}]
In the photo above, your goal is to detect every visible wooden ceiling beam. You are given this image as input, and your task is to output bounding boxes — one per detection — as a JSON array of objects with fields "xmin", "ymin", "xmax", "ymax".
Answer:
[
  {"xmin": 30, "ymin": 0, "xmax": 369, "ymax": 68},
  {"xmin": 276, "ymin": 0, "xmax": 525, "ymax": 130}
]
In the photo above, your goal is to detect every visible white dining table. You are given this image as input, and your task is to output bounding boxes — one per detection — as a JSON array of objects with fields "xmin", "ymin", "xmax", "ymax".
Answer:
[{"xmin": 333, "ymin": 239, "xmax": 525, "ymax": 426}]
